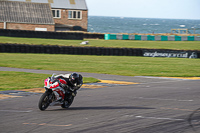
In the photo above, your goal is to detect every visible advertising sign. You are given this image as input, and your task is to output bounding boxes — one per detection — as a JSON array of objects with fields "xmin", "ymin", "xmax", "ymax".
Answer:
[{"xmin": 143, "ymin": 50, "xmax": 197, "ymax": 58}]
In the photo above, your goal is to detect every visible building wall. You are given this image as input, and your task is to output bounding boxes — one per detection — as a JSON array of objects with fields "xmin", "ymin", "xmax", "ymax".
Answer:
[
  {"xmin": 0, "ymin": 22, "xmax": 55, "ymax": 31},
  {"xmin": 54, "ymin": 9, "xmax": 88, "ymax": 31},
  {"xmin": 0, "ymin": 9, "xmax": 88, "ymax": 32}
]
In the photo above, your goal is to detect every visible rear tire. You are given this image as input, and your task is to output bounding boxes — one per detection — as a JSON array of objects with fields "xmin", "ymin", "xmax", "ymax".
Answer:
[
  {"xmin": 61, "ymin": 96, "xmax": 74, "ymax": 108},
  {"xmin": 38, "ymin": 92, "xmax": 50, "ymax": 111}
]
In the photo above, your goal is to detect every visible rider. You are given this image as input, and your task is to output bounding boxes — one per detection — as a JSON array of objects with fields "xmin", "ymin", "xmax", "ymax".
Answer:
[{"xmin": 55, "ymin": 72, "xmax": 83, "ymax": 96}]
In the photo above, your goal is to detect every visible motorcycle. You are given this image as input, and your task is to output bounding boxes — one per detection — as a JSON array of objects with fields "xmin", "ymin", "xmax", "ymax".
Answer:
[{"xmin": 38, "ymin": 74, "xmax": 75, "ymax": 111}]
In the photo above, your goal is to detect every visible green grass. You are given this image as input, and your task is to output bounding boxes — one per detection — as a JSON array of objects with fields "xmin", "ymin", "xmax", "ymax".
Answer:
[
  {"xmin": 0, "ymin": 53, "xmax": 200, "ymax": 77},
  {"xmin": 0, "ymin": 36, "xmax": 200, "ymax": 50},
  {"xmin": 0, "ymin": 71, "xmax": 100, "ymax": 91},
  {"xmin": 0, "ymin": 36, "xmax": 199, "ymax": 91},
  {"xmin": 87, "ymin": 39, "xmax": 200, "ymax": 50},
  {"xmin": 0, "ymin": 36, "xmax": 82, "ymax": 46}
]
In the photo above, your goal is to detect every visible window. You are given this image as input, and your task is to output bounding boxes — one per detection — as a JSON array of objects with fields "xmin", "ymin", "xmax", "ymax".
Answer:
[
  {"xmin": 73, "ymin": 11, "xmax": 76, "ymax": 18},
  {"xmin": 68, "ymin": 10, "xmax": 82, "ymax": 19},
  {"xmin": 68, "ymin": 11, "xmax": 72, "ymax": 18},
  {"xmin": 52, "ymin": 9, "xmax": 61, "ymax": 18}
]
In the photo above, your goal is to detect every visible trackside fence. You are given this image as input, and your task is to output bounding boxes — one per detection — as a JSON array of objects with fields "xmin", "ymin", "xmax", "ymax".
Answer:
[
  {"xmin": 0, "ymin": 44, "xmax": 199, "ymax": 58},
  {"xmin": 105, "ymin": 34, "xmax": 200, "ymax": 41},
  {"xmin": 0, "ymin": 29, "xmax": 84, "ymax": 40},
  {"xmin": 0, "ymin": 29, "xmax": 105, "ymax": 39}
]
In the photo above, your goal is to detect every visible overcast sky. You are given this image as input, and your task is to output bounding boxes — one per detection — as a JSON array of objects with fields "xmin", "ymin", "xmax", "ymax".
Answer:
[{"xmin": 86, "ymin": 0, "xmax": 200, "ymax": 20}]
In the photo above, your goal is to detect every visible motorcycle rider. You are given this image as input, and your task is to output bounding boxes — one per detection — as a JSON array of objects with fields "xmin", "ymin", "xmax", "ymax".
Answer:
[{"xmin": 55, "ymin": 72, "xmax": 83, "ymax": 96}]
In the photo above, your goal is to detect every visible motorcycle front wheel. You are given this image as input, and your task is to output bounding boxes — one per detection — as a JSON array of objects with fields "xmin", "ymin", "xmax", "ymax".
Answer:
[
  {"xmin": 61, "ymin": 96, "xmax": 74, "ymax": 108},
  {"xmin": 38, "ymin": 92, "xmax": 50, "ymax": 111}
]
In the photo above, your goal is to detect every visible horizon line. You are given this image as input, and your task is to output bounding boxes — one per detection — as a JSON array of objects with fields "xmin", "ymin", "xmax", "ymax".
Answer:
[{"xmin": 88, "ymin": 15, "xmax": 200, "ymax": 20}]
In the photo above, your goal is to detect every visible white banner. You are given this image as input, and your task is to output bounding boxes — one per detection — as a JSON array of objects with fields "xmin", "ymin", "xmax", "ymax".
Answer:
[{"xmin": 143, "ymin": 50, "xmax": 197, "ymax": 58}]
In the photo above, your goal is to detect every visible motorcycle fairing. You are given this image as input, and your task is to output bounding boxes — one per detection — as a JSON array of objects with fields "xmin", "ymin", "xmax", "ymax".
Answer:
[{"xmin": 50, "ymin": 82, "xmax": 59, "ymax": 89}]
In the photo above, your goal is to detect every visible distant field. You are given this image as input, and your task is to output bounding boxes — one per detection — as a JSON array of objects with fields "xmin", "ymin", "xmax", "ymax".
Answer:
[
  {"xmin": 0, "ymin": 36, "xmax": 200, "ymax": 50},
  {"xmin": 0, "ymin": 53, "xmax": 199, "ymax": 77}
]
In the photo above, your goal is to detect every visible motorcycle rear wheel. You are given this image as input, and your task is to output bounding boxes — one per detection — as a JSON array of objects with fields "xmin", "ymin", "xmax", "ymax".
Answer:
[
  {"xmin": 61, "ymin": 96, "xmax": 74, "ymax": 108},
  {"xmin": 38, "ymin": 92, "xmax": 50, "ymax": 111}
]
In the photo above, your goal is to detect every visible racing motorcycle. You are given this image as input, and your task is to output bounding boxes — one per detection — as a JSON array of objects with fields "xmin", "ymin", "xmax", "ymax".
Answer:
[{"xmin": 38, "ymin": 74, "xmax": 75, "ymax": 111}]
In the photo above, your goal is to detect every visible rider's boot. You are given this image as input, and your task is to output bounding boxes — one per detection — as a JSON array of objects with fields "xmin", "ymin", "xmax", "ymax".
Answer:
[{"xmin": 72, "ymin": 90, "xmax": 77, "ymax": 97}]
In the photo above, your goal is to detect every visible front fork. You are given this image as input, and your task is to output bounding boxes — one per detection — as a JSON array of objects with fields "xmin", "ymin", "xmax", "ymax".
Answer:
[{"xmin": 45, "ymin": 89, "xmax": 54, "ymax": 103}]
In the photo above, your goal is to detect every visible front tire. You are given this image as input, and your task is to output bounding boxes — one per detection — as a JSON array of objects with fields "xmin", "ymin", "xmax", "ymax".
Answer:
[{"xmin": 38, "ymin": 92, "xmax": 50, "ymax": 111}]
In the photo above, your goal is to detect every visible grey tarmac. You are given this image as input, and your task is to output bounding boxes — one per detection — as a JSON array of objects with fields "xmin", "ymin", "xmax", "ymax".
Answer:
[{"xmin": 0, "ymin": 67, "xmax": 200, "ymax": 133}]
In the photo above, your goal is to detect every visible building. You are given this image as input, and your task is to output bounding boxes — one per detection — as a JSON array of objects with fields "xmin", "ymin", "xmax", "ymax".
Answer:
[
  {"xmin": 49, "ymin": 0, "xmax": 88, "ymax": 31},
  {"xmin": 0, "ymin": 1, "xmax": 55, "ymax": 31},
  {"xmin": 0, "ymin": 0, "xmax": 88, "ymax": 31}
]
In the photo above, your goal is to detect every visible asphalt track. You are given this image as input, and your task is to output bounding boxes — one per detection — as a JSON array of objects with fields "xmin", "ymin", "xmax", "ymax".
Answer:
[{"xmin": 0, "ymin": 67, "xmax": 200, "ymax": 133}]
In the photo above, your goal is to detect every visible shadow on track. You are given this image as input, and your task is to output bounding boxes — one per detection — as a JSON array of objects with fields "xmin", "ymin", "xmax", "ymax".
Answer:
[
  {"xmin": 188, "ymin": 108, "xmax": 200, "ymax": 132},
  {"xmin": 46, "ymin": 106, "xmax": 155, "ymax": 111}
]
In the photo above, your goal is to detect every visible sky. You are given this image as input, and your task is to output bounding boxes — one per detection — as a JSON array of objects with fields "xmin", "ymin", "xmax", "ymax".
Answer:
[{"xmin": 86, "ymin": 0, "xmax": 200, "ymax": 20}]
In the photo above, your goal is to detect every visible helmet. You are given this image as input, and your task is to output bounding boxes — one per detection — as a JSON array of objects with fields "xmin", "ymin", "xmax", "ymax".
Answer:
[{"xmin": 69, "ymin": 73, "xmax": 79, "ymax": 84}]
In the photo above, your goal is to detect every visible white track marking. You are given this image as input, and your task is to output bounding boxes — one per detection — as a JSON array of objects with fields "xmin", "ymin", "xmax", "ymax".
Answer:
[
  {"xmin": 123, "ymin": 115, "xmax": 184, "ymax": 121},
  {"xmin": 0, "ymin": 110, "xmax": 32, "ymax": 113},
  {"xmin": 133, "ymin": 97, "xmax": 193, "ymax": 102}
]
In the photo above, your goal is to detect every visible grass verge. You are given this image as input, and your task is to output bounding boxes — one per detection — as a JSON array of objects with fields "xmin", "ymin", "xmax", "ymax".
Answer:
[
  {"xmin": 0, "ymin": 71, "xmax": 100, "ymax": 91},
  {"xmin": 0, "ymin": 53, "xmax": 200, "ymax": 77},
  {"xmin": 0, "ymin": 36, "xmax": 200, "ymax": 50}
]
